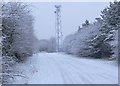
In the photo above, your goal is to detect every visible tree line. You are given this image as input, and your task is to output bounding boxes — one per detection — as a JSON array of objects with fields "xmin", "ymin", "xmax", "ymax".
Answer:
[
  {"xmin": 62, "ymin": 1, "xmax": 119, "ymax": 60},
  {"xmin": 2, "ymin": 2, "xmax": 38, "ymax": 83}
]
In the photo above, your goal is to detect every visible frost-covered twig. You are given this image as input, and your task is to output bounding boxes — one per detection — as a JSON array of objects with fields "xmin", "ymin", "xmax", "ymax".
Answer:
[{"xmin": 13, "ymin": 74, "xmax": 29, "ymax": 79}]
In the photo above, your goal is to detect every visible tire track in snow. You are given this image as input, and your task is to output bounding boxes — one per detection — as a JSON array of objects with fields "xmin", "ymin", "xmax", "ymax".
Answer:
[
  {"xmin": 51, "ymin": 53, "xmax": 118, "ymax": 84},
  {"xmin": 52, "ymin": 55, "xmax": 95, "ymax": 84},
  {"xmin": 55, "ymin": 54, "xmax": 116, "ymax": 74},
  {"xmin": 13, "ymin": 53, "xmax": 118, "ymax": 84},
  {"xmin": 50, "ymin": 57, "xmax": 76, "ymax": 84}
]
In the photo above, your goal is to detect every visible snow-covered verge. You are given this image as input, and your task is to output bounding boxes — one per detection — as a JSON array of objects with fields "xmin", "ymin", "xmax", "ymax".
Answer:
[{"xmin": 9, "ymin": 53, "xmax": 118, "ymax": 84}]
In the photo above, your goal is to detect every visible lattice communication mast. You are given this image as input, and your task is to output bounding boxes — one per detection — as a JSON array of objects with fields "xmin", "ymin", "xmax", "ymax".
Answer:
[{"xmin": 54, "ymin": 5, "xmax": 63, "ymax": 52}]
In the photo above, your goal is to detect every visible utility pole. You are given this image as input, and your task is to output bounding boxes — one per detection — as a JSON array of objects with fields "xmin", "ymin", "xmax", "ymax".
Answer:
[{"xmin": 54, "ymin": 5, "xmax": 63, "ymax": 52}]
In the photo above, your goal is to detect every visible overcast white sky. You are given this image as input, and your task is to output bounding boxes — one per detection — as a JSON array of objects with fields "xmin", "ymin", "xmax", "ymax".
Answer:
[{"xmin": 31, "ymin": 2, "xmax": 109, "ymax": 40}]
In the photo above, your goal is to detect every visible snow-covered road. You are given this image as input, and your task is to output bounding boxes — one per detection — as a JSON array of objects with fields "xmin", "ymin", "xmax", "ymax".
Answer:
[{"xmin": 12, "ymin": 53, "xmax": 118, "ymax": 84}]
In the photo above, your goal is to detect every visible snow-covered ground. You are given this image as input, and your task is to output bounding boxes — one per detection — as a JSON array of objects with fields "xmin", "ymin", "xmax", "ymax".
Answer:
[{"xmin": 11, "ymin": 52, "xmax": 118, "ymax": 84}]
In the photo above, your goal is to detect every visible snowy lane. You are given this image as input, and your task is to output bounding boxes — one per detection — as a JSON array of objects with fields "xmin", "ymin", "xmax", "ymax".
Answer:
[
  {"xmin": 50, "ymin": 53, "xmax": 118, "ymax": 84},
  {"xmin": 13, "ymin": 53, "xmax": 118, "ymax": 84},
  {"xmin": 28, "ymin": 53, "xmax": 66, "ymax": 84}
]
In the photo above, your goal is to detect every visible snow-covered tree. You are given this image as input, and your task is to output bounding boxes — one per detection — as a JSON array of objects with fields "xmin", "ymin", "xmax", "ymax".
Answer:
[
  {"xmin": 38, "ymin": 37, "xmax": 56, "ymax": 53},
  {"xmin": 62, "ymin": 19, "xmax": 102, "ymax": 57},
  {"xmin": 38, "ymin": 39, "xmax": 49, "ymax": 52},
  {"xmin": 100, "ymin": 1, "xmax": 119, "ymax": 60},
  {"xmin": 2, "ymin": 2, "xmax": 35, "ymax": 61},
  {"xmin": 82, "ymin": 20, "xmax": 90, "ymax": 27},
  {"xmin": 2, "ymin": 2, "xmax": 36, "ymax": 83},
  {"xmin": 62, "ymin": 34, "xmax": 76, "ymax": 54},
  {"xmin": 48, "ymin": 37, "xmax": 56, "ymax": 52}
]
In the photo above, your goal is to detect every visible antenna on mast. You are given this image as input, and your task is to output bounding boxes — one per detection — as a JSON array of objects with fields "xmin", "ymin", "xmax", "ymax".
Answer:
[{"xmin": 54, "ymin": 5, "xmax": 63, "ymax": 52}]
